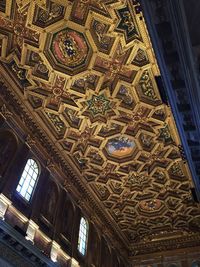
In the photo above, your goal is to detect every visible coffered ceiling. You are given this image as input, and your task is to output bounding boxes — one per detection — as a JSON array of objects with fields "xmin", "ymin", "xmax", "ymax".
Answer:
[{"xmin": 1, "ymin": 0, "xmax": 200, "ymax": 259}]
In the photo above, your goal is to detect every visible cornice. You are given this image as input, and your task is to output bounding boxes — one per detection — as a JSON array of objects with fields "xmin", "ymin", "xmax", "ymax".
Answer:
[{"xmin": 130, "ymin": 232, "xmax": 200, "ymax": 257}]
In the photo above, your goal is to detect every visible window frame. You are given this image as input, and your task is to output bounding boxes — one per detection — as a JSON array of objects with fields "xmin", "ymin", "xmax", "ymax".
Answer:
[
  {"xmin": 16, "ymin": 158, "xmax": 40, "ymax": 203},
  {"xmin": 77, "ymin": 217, "xmax": 89, "ymax": 256}
]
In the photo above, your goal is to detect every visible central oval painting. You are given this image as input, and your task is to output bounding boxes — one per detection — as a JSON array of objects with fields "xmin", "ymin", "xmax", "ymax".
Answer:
[{"xmin": 106, "ymin": 136, "xmax": 135, "ymax": 158}]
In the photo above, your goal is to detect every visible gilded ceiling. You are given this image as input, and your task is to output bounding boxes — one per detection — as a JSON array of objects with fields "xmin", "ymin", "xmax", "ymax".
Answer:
[{"xmin": 1, "ymin": 0, "xmax": 200, "ymax": 258}]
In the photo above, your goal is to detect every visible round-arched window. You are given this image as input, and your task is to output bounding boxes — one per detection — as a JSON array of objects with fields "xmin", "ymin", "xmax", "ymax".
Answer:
[
  {"xmin": 78, "ymin": 217, "xmax": 89, "ymax": 256},
  {"xmin": 16, "ymin": 159, "xmax": 39, "ymax": 202}
]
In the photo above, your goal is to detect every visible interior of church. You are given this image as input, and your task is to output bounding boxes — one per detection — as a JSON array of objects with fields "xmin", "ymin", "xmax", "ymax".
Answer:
[{"xmin": 0, "ymin": 0, "xmax": 200, "ymax": 266}]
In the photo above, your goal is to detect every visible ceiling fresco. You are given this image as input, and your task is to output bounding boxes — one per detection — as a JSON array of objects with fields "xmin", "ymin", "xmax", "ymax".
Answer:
[{"xmin": 1, "ymin": 0, "xmax": 200, "ymax": 258}]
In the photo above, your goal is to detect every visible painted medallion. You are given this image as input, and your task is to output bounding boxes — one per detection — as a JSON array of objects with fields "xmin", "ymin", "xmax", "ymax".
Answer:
[
  {"xmin": 106, "ymin": 136, "xmax": 135, "ymax": 158},
  {"xmin": 139, "ymin": 199, "xmax": 162, "ymax": 212},
  {"xmin": 52, "ymin": 29, "xmax": 88, "ymax": 67}
]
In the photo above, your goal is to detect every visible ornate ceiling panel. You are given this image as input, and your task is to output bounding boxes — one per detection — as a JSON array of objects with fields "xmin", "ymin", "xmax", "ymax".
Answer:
[{"xmin": 1, "ymin": 0, "xmax": 200, "ymax": 258}]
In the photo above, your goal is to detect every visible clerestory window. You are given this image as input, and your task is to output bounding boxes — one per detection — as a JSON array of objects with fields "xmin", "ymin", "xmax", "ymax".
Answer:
[
  {"xmin": 16, "ymin": 158, "xmax": 39, "ymax": 202},
  {"xmin": 78, "ymin": 217, "xmax": 89, "ymax": 256}
]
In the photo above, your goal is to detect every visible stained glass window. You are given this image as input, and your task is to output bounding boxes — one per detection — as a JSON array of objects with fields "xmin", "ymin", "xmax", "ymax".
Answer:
[
  {"xmin": 16, "ymin": 159, "xmax": 39, "ymax": 202},
  {"xmin": 78, "ymin": 217, "xmax": 88, "ymax": 256}
]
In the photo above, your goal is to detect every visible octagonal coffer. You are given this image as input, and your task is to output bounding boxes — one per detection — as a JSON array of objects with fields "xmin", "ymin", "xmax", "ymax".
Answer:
[
  {"xmin": 44, "ymin": 27, "xmax": 92, "ymax": 75},
  {"xmin": 104, "ymin": 136, "xmax": 136, "ymax": 161}
]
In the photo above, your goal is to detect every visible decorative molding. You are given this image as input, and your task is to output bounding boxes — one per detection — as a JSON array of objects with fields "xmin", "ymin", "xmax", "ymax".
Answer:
[
  {"xmin": 26, "ymin": 220, "xmax": 39, "ymax": 243},
  {"xmin": 0, "ymin": 194, "xmax": 11, "ymax": 220},
  {"xmin": 50, "ymin": 241, "xmax": 60, "ymax": 263}
]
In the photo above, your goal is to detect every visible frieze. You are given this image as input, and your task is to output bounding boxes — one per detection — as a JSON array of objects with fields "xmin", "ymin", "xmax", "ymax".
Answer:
[{"xmin": 0, "ymin": 104, "xmax": 13, "ymax": 119}]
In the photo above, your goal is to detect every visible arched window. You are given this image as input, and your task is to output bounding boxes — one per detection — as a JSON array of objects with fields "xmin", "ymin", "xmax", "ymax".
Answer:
[
  {"xmin": 16, "ymin": 159, "xmax": 39, "ymax": 202},
  {"xmin": 78, "ymin": 217, "xmax": 89, "ymax": 256}
]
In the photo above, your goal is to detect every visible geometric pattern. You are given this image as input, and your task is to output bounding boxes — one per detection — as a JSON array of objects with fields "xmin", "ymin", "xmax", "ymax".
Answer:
[
  {"xmin": 115, "ymin": 2, "xmax": 140, "ymax": 43},
  {"xmin": 1, "ymin": 0, "xmax": 200, "ymax": 259}
]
